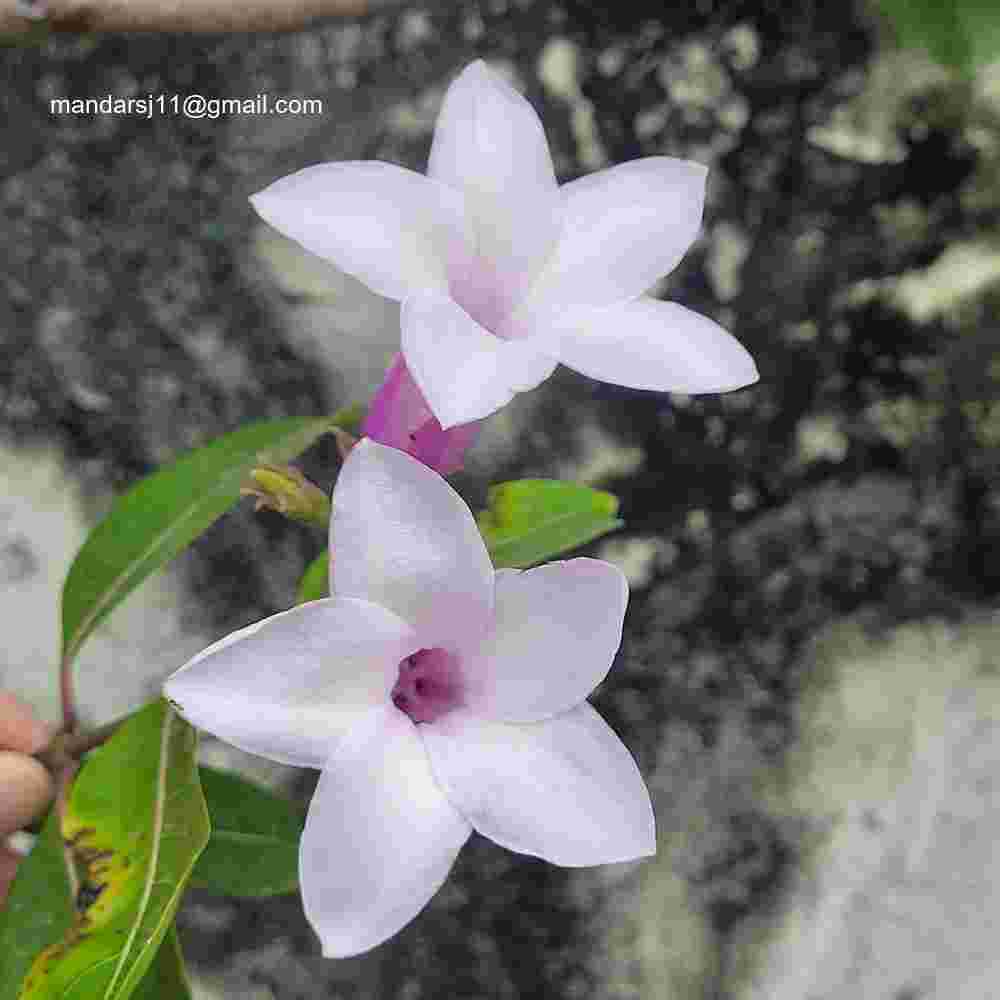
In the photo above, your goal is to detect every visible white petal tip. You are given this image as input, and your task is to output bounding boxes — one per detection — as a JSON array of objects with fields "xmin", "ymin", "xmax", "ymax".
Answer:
[
  {"xmin": 319, "ymin": 938, "xmax": 369, "ymax": 960},
  {"xmin": 553, "ymin": 839, "xmax": 657, "ymax": 868},
  {"xmin": 695, "ymin": 353, "xmax": 760, "ymax": 394},
  {"xmin": 588, "ymin": 828, "xmax": 657, "ymax": 867},
  {"xmin": 602, "ymin": 814, "xmax": 657, "ymax": 866},
  {"xmin": 674, "ymin": 332, "xmax": 760, "ymax": 395},
  {"xmin": 248, "ymin": 187, "xmax": 275, "ymax": 216},
  {"xmin": 437, "ymin": 407, "xmax": 483, "ymax": 431},
  {"xmin": 457, "ymin": 58, "xmax": 498, "ymax": 86},
  {"xmin": 161, "ymin": 674, "xmax": 186, "ymax": 708}
]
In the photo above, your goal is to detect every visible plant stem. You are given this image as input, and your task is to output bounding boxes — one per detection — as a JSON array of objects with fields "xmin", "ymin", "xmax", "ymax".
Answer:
[
  {"xmin": 0, "ymin": 0, "xmax": 399, "ymax": 37},
  {"xmin": 64, "ymin": 719, "xmax": 121, "ymax": 757},
  {"xmin": 33, "ymin": 715, "xmax": 124, "ymax": 775},
  {"xmin": 59, "ymin": 654, "xmax": 77, "ymax": 735}
]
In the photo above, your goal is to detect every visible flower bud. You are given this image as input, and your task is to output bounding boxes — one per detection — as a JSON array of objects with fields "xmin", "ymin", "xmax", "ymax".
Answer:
[{"xmin": 241, "ymin": 464, "xmax": 331, "ymax": 527}]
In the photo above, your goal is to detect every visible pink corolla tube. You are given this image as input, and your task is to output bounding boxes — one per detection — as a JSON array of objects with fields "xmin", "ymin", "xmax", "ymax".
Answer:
[{"xmin": 362, "ymin": 352, "xmax": 481, "ymax": 474}]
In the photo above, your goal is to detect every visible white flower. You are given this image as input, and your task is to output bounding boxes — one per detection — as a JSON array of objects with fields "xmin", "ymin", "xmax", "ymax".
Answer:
[
  {"xmin": 164, "ymin": 440, "xmax": 654, "ymax": 958},
  {"xmin": 251, "ymin": 60, "xmax": 758, "ymax": 429}
]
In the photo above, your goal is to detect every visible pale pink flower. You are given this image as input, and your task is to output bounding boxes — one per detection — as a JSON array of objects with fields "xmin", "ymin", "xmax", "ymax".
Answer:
[
  {"xmin": 251, "ymin": 60, "xmax": 758, "ymax": 430},
  {"xmin": 362, "ymin": 353, "xmax": 481, "ymax": 474},
  {"xmin": 164, "ymin": 440, "xmax": 653, "ymax": 958}
]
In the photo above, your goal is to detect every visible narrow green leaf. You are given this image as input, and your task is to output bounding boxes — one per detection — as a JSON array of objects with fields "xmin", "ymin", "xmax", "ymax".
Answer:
[
  {"xmin": 192, "ymin": 766, "xmax": 305, "ymax": 898},
  {"xmin": 131, "ymin": 925, "xmax": 190, "ymax": 1000},
  {"xmin": 296, "ymin": 550, "xmax": 329, "ymax": 604},
  {"xmin": 61, "ymin": 415, "xmax": 347, "ymax": 671},
  {"xmin": 19, "ymin": 699, "xmax": 209, "ymax": 1000},
  {"xmin": 0, "ymin": 811, "xmax": 74, "ymax": 1000},
  {"xmin": 477, "ymin": 479, "xmax": 624, "ymax": 569}
]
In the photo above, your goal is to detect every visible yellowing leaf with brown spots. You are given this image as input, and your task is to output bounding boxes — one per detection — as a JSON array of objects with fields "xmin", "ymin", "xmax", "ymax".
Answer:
[
  {"xmin": 0, "ymin": 810, "xmax": 74, "ymax": 1000},
  {"xmin": 18, "ymin": 699, "xmax": 208, "ymax": 1000}
]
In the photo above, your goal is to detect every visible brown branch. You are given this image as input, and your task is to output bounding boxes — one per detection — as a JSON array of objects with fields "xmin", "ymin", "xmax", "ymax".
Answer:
[
  {"xmin": 33, "ymin": 716, "xmax": 124, "ymax": 775},
  {"xmin": 1, "ymin": 0, "xmax": 396, "ymax": 36},
  {"xmin": 59, "ymin": 654, "xmax": 77, "ymax": 737}
]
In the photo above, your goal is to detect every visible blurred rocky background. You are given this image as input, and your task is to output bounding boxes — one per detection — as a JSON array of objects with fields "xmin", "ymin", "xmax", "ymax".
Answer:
[{"xmin": 2, "ymin": 1, "xmax": 999, "ymax": 997}]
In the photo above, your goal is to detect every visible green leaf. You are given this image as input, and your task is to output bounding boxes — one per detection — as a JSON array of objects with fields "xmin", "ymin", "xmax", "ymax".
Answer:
[
  {"xmin": 61, "ymin": 415, "xmax": 346, "ymax": 672},
  {"xmin": 131, "ymin": 925, "xmax": 190, "ymax": 1000},
  {"xmin": 19, "ymin": 699, "xmax": 209, "ymax": 1000},
  {"xmin": 191, "ymin": 766, "xmax": 305, "ymax": 898},
  {"xmin": 477, "ymin": 479, "xmax": 624, "ymax": 569},
  {"xmin": 0, "ymin": 811, "xmax": 74, "ymax": 1000},
  {"xmin": 296, "ymin": 550, "xmax": 329, "ymax": 604},
  {"xmin": 880, "ymin": 0, "xmax": 1000, "ymax": 73}
]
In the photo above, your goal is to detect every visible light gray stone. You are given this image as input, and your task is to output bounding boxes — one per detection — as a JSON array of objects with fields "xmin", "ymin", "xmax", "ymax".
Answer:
[
  {"xmin": 728, "ymin": 618, "xmax": 1000, "ymax": 1000},
  {"xmin": 0, "ymin": 442, "xmax": 208, "ymax": 728}
]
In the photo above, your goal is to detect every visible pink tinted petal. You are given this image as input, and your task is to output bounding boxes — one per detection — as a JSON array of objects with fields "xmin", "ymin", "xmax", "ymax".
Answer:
[
  {"xmin": 402, "ymin": 292, "xmax": 557, "ymax": 429},
  {"xmin": 463, "ymin": 559, "xmax": 628, "ymax": 723},
  {"xmin": 163, "ymin": 598, "xmax": 415, "ymax": 769},
  {"xmin": 553, "ymin": 296, "xmax": 759, "ymax": 393},
  {"xmin": 429, "ymin": 61, "xmax": 562, "ymax": 317},
  {"xmin": 422, "ymin": 702, "xmax": 656, "ymax": 866},
  {"xmin": 301, "ymin": 706, "xmax": 471, "ymax": 957},
  {"xmin": 523, "ymin": 157, "xmax": 707, "ymax": 315},
  {"xmin": 331, "ymin": 440, "xmax": 494, "ymax": 651},
  {"xmin": 251, "ymin": 162, "xmax": 468, "ymax": 302},
  {"xmin": 362, "ymin": 353, "xmax": 482, "ymax": 475}
]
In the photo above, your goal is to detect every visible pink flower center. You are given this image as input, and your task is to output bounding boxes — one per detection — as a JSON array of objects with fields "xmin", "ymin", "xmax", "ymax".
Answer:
[
  {"xmin": 391, "ymin": 647, "xmax": 464, "ymax": 724},
  {"xmin": 447, "ymin": 246, "xmax": 523, "ymax": 338}
]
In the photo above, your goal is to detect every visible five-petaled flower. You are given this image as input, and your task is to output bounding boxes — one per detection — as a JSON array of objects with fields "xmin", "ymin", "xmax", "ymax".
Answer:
[
  {"xmin": 252, "ymin": 60, "xmax": 758, "ymax": 431},
  {"xmin": 164, "ymin": 440, "xmax": 654, "ymax": 958}
]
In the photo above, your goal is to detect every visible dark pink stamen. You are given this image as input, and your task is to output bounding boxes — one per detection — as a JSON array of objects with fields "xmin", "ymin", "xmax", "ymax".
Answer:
[{"xmin": 391, "ymin": 647, "xmax": 463, "ymax": 724}]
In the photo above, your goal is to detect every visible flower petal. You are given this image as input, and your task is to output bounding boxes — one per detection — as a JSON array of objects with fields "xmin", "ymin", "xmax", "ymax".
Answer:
[
  {"xmin": 523, "ymin": 157, "xmax": 707, "ymax": 314},
  {"xmin": 553, "ymin": 296, "xmax": 759, "ymax": 393},
  {"xmin": 163, "ymin": 598, "xmax": 415, "ymax": 768},
  {"xmin": 331, "ymin": 440, "xmax": 494, "ymax": 651},
  {"xmin": 402, "ymin": 292, "xmax": 557, "ymax": 429},
  {"xmin": 423, "ymin": 702, "xmax": 655, "ymax": 866},
  {"xmin": 301, "ymin": 705, "xmax": 471, "ymax": 957},
  {"xmin": 462, "ymin": 559, "xmax": 628, "ymax": 723},
  {"xmin": 429, "ymin": 61, "xmax": 562, "ymax": 315},
  {"xmin": 251, "ymin": 162, "xmax": 468, "ymax": 302}
]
